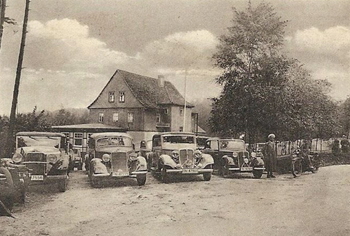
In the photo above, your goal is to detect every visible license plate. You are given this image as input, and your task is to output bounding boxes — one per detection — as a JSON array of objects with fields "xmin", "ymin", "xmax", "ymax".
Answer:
[
  {"xmin": 183, "ymin": 169, "xmax": 198, "ymax": 174},
  {"xmin": 241, "ymin": 167, "xmax": 253, "ymax": 171},
  {"xmin": 31, "ymin": 175, "xmax": 44, "ymax": 181},
  {"xmin": 115, "ymin": 172, "xmax": 128, "ymax": 176}
]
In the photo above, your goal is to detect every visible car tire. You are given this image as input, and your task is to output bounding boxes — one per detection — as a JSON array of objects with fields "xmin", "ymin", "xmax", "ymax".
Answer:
[
  {"xmin": 78, "ymin": 163, "xmax": 83, "ymax": 171},
  {"xmin": 253, "ymin": 169, "xmax": 263, "ymax": 179},
  {"xmin": 0, "ymin": 167, "xmax": 15, "ymax": 211},
  {"xmin": 203, "ymin": 173, "xmax": 212, "ymax": 181},
  {"xmin": 292, "ymin": 159, "xmax": 302, "ymax": 177},
  {"xmin": 160, "ymin": 166, "xmax": 169, "ymax": 183},
  {"xmin": 136, "ymin": 174, "xmax": 146, "ymax": 186},
  {"xmin": 58, "ymin": 178, "xmax": 68, "ymax": 192}
]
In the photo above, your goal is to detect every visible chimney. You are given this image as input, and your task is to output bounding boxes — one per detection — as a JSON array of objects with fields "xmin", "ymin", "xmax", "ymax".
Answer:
[{"xmin": 158, "ymin": 75, "xmax": 165, "ymax": 87}]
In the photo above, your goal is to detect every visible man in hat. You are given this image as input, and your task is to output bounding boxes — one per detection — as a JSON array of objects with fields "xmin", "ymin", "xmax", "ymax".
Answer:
[{"xmin": 263, "ymin": 134, "xmax": 277, "ymax": 178}]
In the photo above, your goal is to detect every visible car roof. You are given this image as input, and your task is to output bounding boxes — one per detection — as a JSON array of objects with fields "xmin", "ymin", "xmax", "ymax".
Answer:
[
  {"xmin": 90, "ymin": 132, "xmax": 133, "ymax": 139},
  {"xmin": 157, "ymin": 132, "xmax": 196, "ymax": 136},
  {"xmin": 207, "ymin": 138, "xmax": 244, "ymax": 142},
  {"xmin": 16, "ymin": 131, "xmax": 66, "ymax": 137}
]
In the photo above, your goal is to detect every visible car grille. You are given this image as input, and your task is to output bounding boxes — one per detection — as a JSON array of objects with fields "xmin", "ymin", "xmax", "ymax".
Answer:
[
  {"xmin": 237, "ymin": 151, "xmax": 250, "ymax": 166},
  {"xmin": 25, "ymin": 152, "xmax": 45, "ymax": 162},
  {"xmin": 111, "ymin": 152, "xmax": 128, "ymax": 173},
  {"xmin": 26, "ymin": 162, "xmax": 46, "ymax": 175},
  {"xmin": 179, "ymin": 149, "xmax": 194, "ymax": 167}
]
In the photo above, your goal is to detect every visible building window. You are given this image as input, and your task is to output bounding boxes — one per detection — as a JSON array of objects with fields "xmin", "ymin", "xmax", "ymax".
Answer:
[
  {"xmin": 156, "ymin": 113, "xmax": 160, "ymax": 123},
  {"xmin": 128, "ymin": 112, "xmax": 134, "ymax": 123},
  {"xmin": 108, "ymin": 92, "xmax": 115, "ymax": 103},
  {"xmin": 119, "ymin": 91, "xmax": 125, "ymax": 103},
  {"xmin": 113, "ymin": 113, "xmax": 119, "ymax": 122},
  {"xmin": 98, "ymin": 113, "xmax": 104, "ymax": 123},
  {"xmin": 163, "ymin": 108, "xmax": 168, "ymax": 114},
  {"xmin": 180, "ymin": 108, "xmax": 183, "ymax": 116},
  {"xmin": 179, "ymin": 126, "xmax": 183, "ymax": 132},
  {"xmin": 74, "ymin": 133, "xmax": 83, "ymax": 146}
]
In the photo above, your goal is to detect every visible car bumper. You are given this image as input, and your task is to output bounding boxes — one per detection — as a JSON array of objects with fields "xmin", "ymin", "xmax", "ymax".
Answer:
[
  {"xmin": 165, "ymin": 168, "xmax": 213, "ymax": 175},
  {"xmin": 92, "ymin": 170, "xmax": 147, "ymax": 179}
]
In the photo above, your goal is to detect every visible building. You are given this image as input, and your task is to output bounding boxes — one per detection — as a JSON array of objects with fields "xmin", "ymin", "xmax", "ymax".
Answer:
[{"xmin": 88, "ymin": 69, "xmax": 199, "ymax": 144}]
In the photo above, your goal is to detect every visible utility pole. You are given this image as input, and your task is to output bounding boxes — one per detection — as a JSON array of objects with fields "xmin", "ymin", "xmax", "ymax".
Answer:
[
  {"xmin": 183, "ymin": 69, "xmax": 188, "ymax": 132},
  {"xmin": 6, "ymin": 0, "xmax": 30, "ymax": 156},
  {"xmin": 0, "ymin": 0, "xmax": 6, "ymax": 50}
]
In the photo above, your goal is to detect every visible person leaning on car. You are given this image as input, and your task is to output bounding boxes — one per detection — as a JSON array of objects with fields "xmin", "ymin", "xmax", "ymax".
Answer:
[{"xmin": 263, "ymin": 134, "xmax": 277, "ymax": 178}]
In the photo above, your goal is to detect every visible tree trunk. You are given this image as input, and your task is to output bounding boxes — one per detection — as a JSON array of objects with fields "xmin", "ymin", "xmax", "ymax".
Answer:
[{"xmin": 6, "ymin": 0, "xmax": 30, "ymax": 156}]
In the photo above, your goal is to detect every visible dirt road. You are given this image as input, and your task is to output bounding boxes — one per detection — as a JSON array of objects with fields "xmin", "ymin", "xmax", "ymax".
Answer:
[{"xmin": 1, "ymin": 165, "xmax": 350, "ymax": 236}]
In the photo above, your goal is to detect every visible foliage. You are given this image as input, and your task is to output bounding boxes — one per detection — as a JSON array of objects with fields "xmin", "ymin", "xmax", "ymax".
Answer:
[{"xmin": 210, "ymin": 2, "xmax": 338, "ymax": 143}]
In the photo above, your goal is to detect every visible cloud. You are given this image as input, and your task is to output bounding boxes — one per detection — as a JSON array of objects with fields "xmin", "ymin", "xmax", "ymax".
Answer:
[
  {"xmin": 286, "ymin": 26, "xmax": 350, "ymax": 100},
  {"xmin": 24, "ymin": 19, "xmax": 131, "ymax": 73},
  {"xmin": 139, "ymin": 30, "xmax": 219, "ymax": 71},
  {"xmin": 292, "ymin": 26, "xmax": 350, "ymax": 59}
]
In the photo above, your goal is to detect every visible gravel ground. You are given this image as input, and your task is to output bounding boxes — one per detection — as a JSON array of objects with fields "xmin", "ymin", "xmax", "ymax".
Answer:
[{"xmin": 1, "ymin": 165, "xmax": 350, "ymax": 236}]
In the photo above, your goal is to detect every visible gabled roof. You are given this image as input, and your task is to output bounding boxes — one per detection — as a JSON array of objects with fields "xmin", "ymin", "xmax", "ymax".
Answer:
[{"xmin": 88, "ymin": 69, "xmax": 193, "ymax": 109}]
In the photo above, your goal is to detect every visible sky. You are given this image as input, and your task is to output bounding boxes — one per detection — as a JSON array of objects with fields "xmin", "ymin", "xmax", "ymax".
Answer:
[{"xmin": 0, "ymin": 0, "xmax": 349, "ymax": 114}]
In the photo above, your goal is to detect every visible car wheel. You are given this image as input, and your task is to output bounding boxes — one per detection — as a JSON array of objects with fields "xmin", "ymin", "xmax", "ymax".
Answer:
[
  {"xmin": 160, "ymin": 166, "xmax": 169, "ymax": 183},
  {"xmin": 78, "ymin": 163, "xmax": 83, "ymax": 171},
  {"xmin": 292, "ymin": 159, "xmax": 302, "ymax": 177},
  {"xmin": 253, "ymin": 169, "xmax": 263, "ymax": 179},
  {"xmin": 203, "ymin": 173, "xmax": 212, "ymax": 181},
  {"xmin": 136, "ymin": 174, "xmax": 146, "ymax": 186},
  {"xmin": 58, "ymin": 178, "xmax": 68, "ymax": 192},
  {"xmin": 0, "ymin": 167, "xmax": 15, "ymax": 212}
]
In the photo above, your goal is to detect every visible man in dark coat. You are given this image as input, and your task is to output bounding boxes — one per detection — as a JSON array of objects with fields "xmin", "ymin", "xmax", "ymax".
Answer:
[{"xmin": 263, "ymin": 134, "xmax": 277, "ymax": 178}]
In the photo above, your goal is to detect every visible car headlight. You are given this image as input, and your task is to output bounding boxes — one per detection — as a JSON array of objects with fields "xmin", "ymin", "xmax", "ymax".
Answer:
[
  {"xmin": 232, "ymin": 152, "xmax": 238, "ymax": 158},
  {"xmin": 251, "ymin": 152, "xmax": 257, "ymax": 158},
  {"xmin": 12, "ymin": 153, "xmax": 23, "ymax": 163},
  {"xmin": 47, "ymin": 154, "xmax": 58, "ymax": 163},
  {"xmin": 244, "ymin": 158, "xmax": 249, "ymax": 164},
  {"xmin": 102, "ymin": 154, "xmax": 111, "ymax": 162}
]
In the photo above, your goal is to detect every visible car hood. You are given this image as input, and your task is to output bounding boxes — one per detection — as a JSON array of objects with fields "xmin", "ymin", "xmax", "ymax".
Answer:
[{"xmin": 19, "ymin": 146, "xmax": 61, "ymax": 155}]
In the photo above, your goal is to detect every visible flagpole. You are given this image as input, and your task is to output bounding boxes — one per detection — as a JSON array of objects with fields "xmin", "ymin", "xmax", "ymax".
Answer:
[{"xmin": 183, "ymin": 69, "xmax": 187, "ymax": 132}]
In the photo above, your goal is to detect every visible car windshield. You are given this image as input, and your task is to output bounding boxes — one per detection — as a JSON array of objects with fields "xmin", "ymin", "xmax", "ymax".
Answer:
[
  {"xmin": 96, "ymin": 137, "xmax": 132, "ymax": 147},
  {"xmin": 219, "ymin": 140, "xmax": 245, "ymax": 150},
  {"xmin": 17, "ymin": 135, "xmax": 61, "ymax": 148},
  {"xmin": 163, "ymin": 135, "xmax": 195, "ymax": 144}
]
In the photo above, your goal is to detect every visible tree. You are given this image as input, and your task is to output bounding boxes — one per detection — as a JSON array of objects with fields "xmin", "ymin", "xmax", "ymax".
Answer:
[
  {"xmin": 210, "ymin": 2, "xmax": 339, "ymax": 142},
  {"xmin": 211, "ymin": 2, "xmax": 289, "ymax": 143}
]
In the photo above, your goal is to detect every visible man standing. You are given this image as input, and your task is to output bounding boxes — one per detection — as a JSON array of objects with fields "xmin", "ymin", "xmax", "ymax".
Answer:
[{"xmin": 264, "ymin": 134, "xmax": 277, "ymax": 178}]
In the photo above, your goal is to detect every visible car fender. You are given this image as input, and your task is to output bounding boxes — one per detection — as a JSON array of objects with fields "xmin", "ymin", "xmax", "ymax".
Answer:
[
  {"xmin": 252, "ymin": 157, "xmax": 264, "ymax": 167},
  {"xmin": 222, "ymin": 155, "xmax": 235, "ymax": 166},
  {"xmin": 135, "ymin": 156, "xmax": 147, "ymax": 171},
  {"xmin": 200, "ymin": 153, "xmax": 214, "ymax": 167},
  {"xmin": 90, "ymin": 158, "xmax": 108, "ymax": 174},
  {"xmin": 159, "ymin": 154, "xmax": 177, "ymax": 168}
]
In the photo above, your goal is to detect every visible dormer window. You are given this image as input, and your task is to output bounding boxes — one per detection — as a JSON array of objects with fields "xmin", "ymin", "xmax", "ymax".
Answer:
[
  {"xmin": 119, "ymin": 91, "xmax": 125, "ymax": 103},
  {"xmin": 108, "ymin": 92, "xmax": 115, "ymax": 103}
]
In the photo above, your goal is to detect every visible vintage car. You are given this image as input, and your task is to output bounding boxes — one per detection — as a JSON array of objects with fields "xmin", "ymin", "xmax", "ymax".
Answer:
[
  {"xmin": 11, "ymin": 132, "xmax": 70, "ymax": 192},
  {"xmin": 85, "ymin": 133, "xmax": 147, "ymax": 187},
  {"xmin": 148, "ymin": 132, "xmax": 214, "ymax": 182},
  {"xmin": 202, "ymin": 138, "xmax": 265, "ymax": 178},
  {"xmin": 69, "ymin": 148, "xmax": 84, "ymax": 170},
  {"xmin": 0, "ymin": 159, "xmax": 29, "ymax": 216}
]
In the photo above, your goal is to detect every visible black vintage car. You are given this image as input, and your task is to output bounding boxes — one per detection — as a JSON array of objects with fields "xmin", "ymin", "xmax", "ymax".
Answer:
[
  {"xmin": 85, "ymin": 133, "xmax": 147, "ymax": 187},
  {"xmin": 11, "ymin": 132, "xmax": 70, "ymax": 192},
  {"xmin": 202, "ymin": 138, "xmax": 265, "ymax": 178}
]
